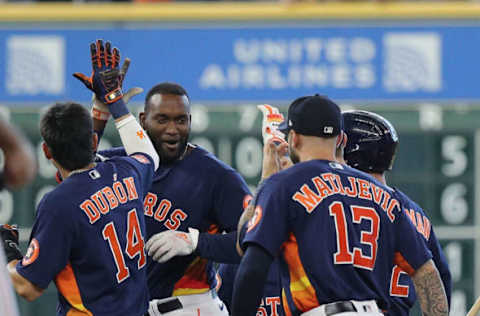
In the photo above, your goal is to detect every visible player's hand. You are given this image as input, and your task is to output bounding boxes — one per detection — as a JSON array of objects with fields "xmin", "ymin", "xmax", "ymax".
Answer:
[
  {"xmin": 277, "ymin": 141, "xmax": 293, "ymax": 170},
  {"xmin": 145, "ymin": 228, "xmax": 199, "ymax": 263},
  {"xmin": 73, "ymin": 39, "xmax": 127, "ymax": 105},
  {"xmin": 261, "ymin": 138, "xmax": 281, "ymax": 180},
  {"xmin": 260, "ymin": 138, "xmax": 292, "ymax": 180},
  {"xmin": 90, "ymin": 87, "xmax": 144, "ymax": 121},
  {"xmin": 257, "ymin": 104, "xmax": 287, "ymax": 145},
  {"xmin": 0, "ymin": 224, "xmax": 23, "ymax": 263}
]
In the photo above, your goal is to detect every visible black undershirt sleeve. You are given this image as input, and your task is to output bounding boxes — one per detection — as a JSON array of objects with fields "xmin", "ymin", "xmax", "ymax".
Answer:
[
  {"xmin": 195, "ymin": 231, "xmax": 242, "ymax": 264},
  {"xmin": 231, "ymin": 244, "xmax": 273, "ymax": 316}
]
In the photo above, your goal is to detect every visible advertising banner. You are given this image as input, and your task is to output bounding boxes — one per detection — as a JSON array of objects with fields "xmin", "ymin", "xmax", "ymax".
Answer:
[{"xmin": 0, "ymin": 24, "xmax": 478, "ymax": 103}]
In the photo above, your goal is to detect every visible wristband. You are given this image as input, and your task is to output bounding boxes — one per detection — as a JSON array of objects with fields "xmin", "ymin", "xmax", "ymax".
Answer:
[
  {"xmin": 108, "ymin": 98, "xmax": 130, "ymax": 120},
  {"xmin": 91, "ymin": 108, "xmax": 110, "ymax": 121}
]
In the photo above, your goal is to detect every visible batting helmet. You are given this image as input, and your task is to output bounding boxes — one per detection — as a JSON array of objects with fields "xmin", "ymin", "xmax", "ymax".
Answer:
[{"xmin": 342, "ymin": 110, "xmax": 398, "ymax": 173}]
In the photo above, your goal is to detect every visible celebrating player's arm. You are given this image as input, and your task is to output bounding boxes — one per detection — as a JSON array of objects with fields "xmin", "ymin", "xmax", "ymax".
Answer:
[
  {"xmin": 411, "ymin": 260, "xmax": 449, "ymax": 316},
  {"xmin": 216, "ymin": 105, "xmax": 287, "ymax": 315},
  {"xmin": 73, "ymin": 39, "xmax": 157, "ymax": 169},
  {"xmin": 235, "ymin": 104, "xmax": 290, "ymax": 257}
]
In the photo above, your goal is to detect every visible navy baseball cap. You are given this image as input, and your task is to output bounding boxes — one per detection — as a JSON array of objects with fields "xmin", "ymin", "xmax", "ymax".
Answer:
[{"xmin": 279, "ymin": 94, "xmax": 342, "ymax": 137}]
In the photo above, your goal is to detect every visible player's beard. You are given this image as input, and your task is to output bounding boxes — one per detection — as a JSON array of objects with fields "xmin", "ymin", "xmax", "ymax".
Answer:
[
  {"xmin": 147, "ymin": 130, "xmax": 189, "ymax": 166},
  {"xmin": 289, "ymin": 142, "xmax": 300, "ymax": 164}
]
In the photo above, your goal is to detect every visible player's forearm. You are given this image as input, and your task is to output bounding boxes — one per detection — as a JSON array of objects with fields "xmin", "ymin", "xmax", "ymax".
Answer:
[
  {"xmin": 439, "ymin": 267, "xmax": 452, "ymax": 308},
  {"xmin": 412, "ymin": 259, "xmax": 448, "ymax": 316},
  {"xmin": 231, "ymin": 245, "xmax": 272, "ymax": 316},
  {"xmin": 435, "ymin": 247, "xmax": 452, "ymax": 308},
  {"xmin": 114, "ymin": 111, "xmax": 159, "ymax": 170},
  {"xmin": 7, "ymin": 260, "xmax": 43, "ymax": 301},
  {"xmin": 0, "ymin": 119, "xmax": 23, "ymax": 150},
  {"xmin": 0, "ymin": 118, "xmax": 36, "ymax": 188},
  {"xmin": 196, "ymin": 231, "xmax": 241, "ymax": 264},
  {"xmin": 429, "ymin": 231, "xmax": 452, "ymax": 308}
]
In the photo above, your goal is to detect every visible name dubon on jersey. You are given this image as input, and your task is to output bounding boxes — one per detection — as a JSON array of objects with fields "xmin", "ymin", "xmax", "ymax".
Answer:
[
  {"xmin": 244, "ymin": 160, "xmax": 432, "ymax": 316},
  {"xmin": 17, "ymin": 154, "xmax": 154, "ymax": 316}
]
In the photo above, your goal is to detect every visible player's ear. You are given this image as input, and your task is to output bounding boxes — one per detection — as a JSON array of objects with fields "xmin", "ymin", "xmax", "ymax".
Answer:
[
  {"xmin": 139, "ymin": 112, "xmax": 146, "ymax": 129},
  {"xmin": 336, "ymin": 131, "xmax": 347, "ymax": 149},
  {"xmin": 291, "ymin": 130, "xmax": 301, "ymax": 149},
  {"xmin": 341, "ymin": 132, "xmax": 348, "ymax": 148},
  {"xmin": 92, "ymin": 133, "xmax": 99, "ymax": 152},
  {"xmin": 42, "ymin": 142, "xmax": 52, "ymax": 160}
]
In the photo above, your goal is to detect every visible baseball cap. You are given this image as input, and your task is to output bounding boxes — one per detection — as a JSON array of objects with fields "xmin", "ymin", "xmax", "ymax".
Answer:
[{"xmin": 279, "ymin": 94, "xmax": 342, "ymax": 137}]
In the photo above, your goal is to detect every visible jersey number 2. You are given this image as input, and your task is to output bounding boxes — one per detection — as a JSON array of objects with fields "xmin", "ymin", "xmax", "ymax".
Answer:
[
  {"xmin": 102, "ymin": 209, "xmax": 146, "ymax": 283},
  {"xmin": 329, "ymin": 202, "xmax": 380, "ymax": 270}
]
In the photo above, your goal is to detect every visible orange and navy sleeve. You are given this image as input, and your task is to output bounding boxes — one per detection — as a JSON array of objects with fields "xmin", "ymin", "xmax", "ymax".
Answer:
[
  {"xmin": 393, "ymin": 206, "xmax": 432, "ymax": 275},
  {"xmin": 243, "ymin": 176, "xmax": 290, "ymax": 257},
  {"xmin": 16, "ymin": 195, "xmax": 75, "ymax": 289}
]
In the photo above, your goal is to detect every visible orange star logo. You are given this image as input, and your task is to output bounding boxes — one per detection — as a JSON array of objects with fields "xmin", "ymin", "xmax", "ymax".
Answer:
[{"xmin": 136, "ymin": 130, "xmax": 145, "ymax": 139}]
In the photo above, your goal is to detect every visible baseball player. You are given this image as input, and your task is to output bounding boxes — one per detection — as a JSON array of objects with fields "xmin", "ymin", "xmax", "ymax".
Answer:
[
  {"xmin": 231, "ymin": 95, "xmax": 448, "ymax": 316},
  {"xmin": 342, "ymin": 110, "xmax": 452, "ymax": 315},
  {"xmin": 2, "ymin": 40, "xmax": 160, "ymax": 316},
  {"xmin": 89, "ymin": 80, "xmax": 251, "ymax": 315}
]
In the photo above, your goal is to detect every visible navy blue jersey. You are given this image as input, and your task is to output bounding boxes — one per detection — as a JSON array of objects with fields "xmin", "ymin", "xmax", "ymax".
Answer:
[
  {"xmin": 99, "ymin": 145, "xmax": 251, "ymax": 299},
  {"xmin": 17, "ymin": 154, "xmax": 154, "ymax": 316},
  {"xmin": 244, "ymin": 160, "xmax": 432, "ymax": 316},
  {"xmin": 218, "ymin": 259, "xmax": 283, "ymax": 316},
  {"xmin": 388, "ymin": 189, "xmax": 452, "ymax": 316}
]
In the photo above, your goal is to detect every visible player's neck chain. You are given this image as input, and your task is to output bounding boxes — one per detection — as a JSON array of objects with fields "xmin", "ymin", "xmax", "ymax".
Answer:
[{"xmin": 68, "ymin": 163, "xmax": 97, "ymax": 177}]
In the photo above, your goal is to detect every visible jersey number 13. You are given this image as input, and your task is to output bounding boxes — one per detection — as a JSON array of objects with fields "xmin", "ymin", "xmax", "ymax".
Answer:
[{"xmin": 329, "ymin": 202, "xmax": 380, "ymax": 270}]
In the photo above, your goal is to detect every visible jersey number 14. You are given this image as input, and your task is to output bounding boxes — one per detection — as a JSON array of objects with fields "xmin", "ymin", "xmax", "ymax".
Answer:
[
  {"xmin": 102, "ymin": 209, "xmax": 146, "ymax": 283},
  {"xmin": 329, "ymin": 202, "xmax": 380, "ymax": 270}
]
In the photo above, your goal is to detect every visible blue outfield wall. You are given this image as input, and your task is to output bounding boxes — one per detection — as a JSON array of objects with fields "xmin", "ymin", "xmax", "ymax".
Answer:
[{"xmin": 0, "ymin": 23, "xmax": 479, "ymax": 104}]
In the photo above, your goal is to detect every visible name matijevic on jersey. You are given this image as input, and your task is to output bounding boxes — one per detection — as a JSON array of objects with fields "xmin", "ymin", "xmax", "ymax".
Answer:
[
  {"xmin": 293, "ymin": 172, "xmax": 400, "ymax": 222},
  {"xmin": 80, "ymin": 177, "xmax": 139, "ymax": 224}
]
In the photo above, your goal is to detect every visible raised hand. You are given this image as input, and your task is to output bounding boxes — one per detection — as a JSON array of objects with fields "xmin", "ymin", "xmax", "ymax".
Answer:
[{"xmin": 73, "ymin": 39, "xmax": 127, "ymax": 104}]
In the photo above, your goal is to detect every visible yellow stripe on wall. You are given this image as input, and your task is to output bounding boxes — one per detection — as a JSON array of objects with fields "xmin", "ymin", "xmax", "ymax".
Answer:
[{"xmin": 2, "ymin": 2, "xmax": 480, "ymax": 22}]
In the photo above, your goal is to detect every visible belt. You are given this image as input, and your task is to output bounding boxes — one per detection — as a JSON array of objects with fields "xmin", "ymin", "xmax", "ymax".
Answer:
[
  {"xmin": 324, "ymin": 301, "xmax": 356, "ymax": 315},
  {"xmin": 145, "ymin": 298, "xmax": 183, "ymax": 315}
]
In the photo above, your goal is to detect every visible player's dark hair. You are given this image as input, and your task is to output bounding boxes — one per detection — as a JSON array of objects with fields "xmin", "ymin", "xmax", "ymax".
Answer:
[
  {"xmin": 144, "ymin": 82, "xmax": 190, "ymax": 112},
  {"xmin": 40, "ymin": 102, "xmax": 94, "ymax": 171}
]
